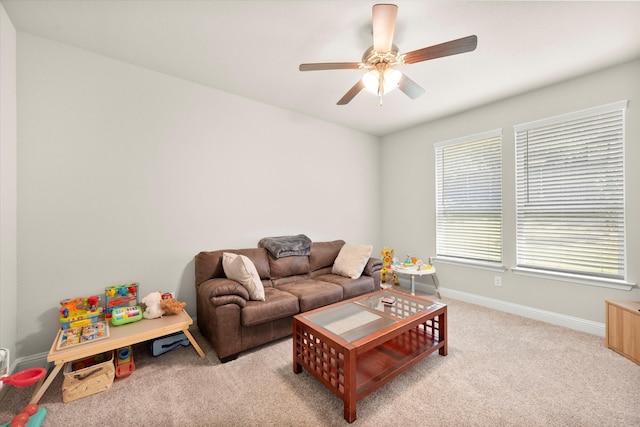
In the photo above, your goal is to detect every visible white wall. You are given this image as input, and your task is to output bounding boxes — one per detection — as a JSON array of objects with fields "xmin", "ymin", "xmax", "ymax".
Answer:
[
  {"xmin": 15, "ymin": 33, "xmax": 381, "ymax": 357},
  {"xmin": 0, "ymin": 3, "xmax": 18, "ymax": 375},
  {"xmin": 381, "ymin": 60, "xmax": 640, "ymax": 324}
]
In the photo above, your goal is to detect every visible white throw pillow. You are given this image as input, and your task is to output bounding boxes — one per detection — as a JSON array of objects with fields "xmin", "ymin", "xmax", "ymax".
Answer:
[
  {"xmin": 222, "ymin": 252, "xmax": 266, "ymax": 301},
  {"xmin": 332, "ymin": 243, "xmax": 373, "ymax": 279}
]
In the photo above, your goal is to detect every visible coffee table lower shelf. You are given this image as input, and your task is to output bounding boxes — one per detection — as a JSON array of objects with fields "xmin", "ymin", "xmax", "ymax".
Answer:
[
  {"xmin": 293, "ymin": 309, "xmax": 446, "ymax": 423},
  {"xmin": 355, "ymin": 327, "xmax": 444, "ymax": 397}
]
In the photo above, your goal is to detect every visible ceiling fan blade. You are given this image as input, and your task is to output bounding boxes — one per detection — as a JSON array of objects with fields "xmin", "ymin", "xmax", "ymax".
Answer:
[
  {"xmin": 299, "ymin": 62, "xmax": 361, "ymax": 71},
  {"xmin": 398, "ymin": 74, "xmax": 426, "ymax": 100},
  {"xmin": 337, "ymin": 80, "xmax": 365, "ymax": 105},
  {"xmin": 372, "ymin": 3, "xmax": 398, "ymax": 53},
  {"xmin": 403, "ymin": 35, "xmax": 478, "ymax": 64}
]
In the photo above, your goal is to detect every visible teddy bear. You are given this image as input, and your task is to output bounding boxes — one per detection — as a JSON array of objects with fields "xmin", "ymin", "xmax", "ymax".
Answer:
[
  {"xmin": 141, "ymin": 291, "xmax": 165, "ymax": 319},
  {"xmin": 160, "ymin": 297, "xmax": 186, "ymax": 315}
]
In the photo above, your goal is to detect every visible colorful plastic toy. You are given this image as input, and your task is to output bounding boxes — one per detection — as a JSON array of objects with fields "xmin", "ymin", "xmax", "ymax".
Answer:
[
  {"xmin": 104, "ymin": 283, "xmax": 139, "ymax": 319},
  {"xmin": 110, "ymin": 305, "xmax": 143, "ymax": 326},
  {"xmin": 0, "ymin": 404, "xmax": 46, "ymax": 427},
  {"xmin": 59, "ymin": 295, "xmax": 102, "ymax": 330},
  {"xmin": 0, "ymin": 368, "xmax": 47, "ymax": 427},
  {"xmin": 115, "ymin": 346, "xmax": 135, "ymax": 378}
]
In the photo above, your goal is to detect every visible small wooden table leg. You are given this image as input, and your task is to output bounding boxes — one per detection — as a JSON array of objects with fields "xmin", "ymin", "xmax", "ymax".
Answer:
[
  {"xmin": 30, "ymin": 363, "xmax": 63, "ymax": 404},
  {"xmin": 182, "ymin": 328, "xmax": 205, "ymax": 358}
]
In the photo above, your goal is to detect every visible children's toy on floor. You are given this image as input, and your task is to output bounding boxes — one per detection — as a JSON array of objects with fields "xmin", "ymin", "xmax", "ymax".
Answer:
[
  {"xmin": 379, "ymin": 246, "xmax": 398, "ymax": 285},
  {"xmin": 0, "ymin": 368, "xmax": 45, "ymax": 388},
  {"xmin": 58, "ymin": 295, "xmax": 102, "ymax": 330},
  {"xmin": 0, "ymin": 404, "xmax": 46, "ymax": 427},
  {"xmin": 115, "ymin": 346, "xmax": 135, "ymax": 378},
  {"xmin": 110, "ymin": 305, "xmax": 143, "ymax": 326},
  {"xmin": 0, "ymin": 368, "xmax": 47, "ymax": 427},
  {"xmin": 151, "ymin": 332, "xmax": 190, "ymax": 356}
]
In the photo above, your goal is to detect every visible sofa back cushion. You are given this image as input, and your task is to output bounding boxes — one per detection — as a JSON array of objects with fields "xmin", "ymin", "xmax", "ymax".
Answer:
[
  {"xmin": 195, "ymin": 248, "xmax": 271, "ymax": 287},
  {"xmin": 309, "ymin": 240, "xmax": 345, "ymax": 272},
  {"xmin": 268, "ymin": 254, "xmax": 309, "ymax": 280}
]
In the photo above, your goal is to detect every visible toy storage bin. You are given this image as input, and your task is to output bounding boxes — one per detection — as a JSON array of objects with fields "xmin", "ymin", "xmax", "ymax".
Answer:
[{"xmin": 62, "ymin": 351, "xmax": 114, "ymax": 402}]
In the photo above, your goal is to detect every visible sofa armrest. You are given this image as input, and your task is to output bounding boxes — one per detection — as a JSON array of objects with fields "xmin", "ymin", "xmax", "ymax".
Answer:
[
  {"xmin": 210, "ymin": 294, "xmax": 247, "ymax": 308},
  {"xmin": 198, "ymin": 278, "xmax": 250, "ymax": 307},
  {"xmin": 363, "ymin": 257, "xmax": 383, "ymax": 276}
]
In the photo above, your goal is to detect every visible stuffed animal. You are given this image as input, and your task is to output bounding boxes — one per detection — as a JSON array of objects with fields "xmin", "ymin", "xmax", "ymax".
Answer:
[
  {"xmin": 380, "ymin": 246, "xmax": 398, "ymax": 284},
  {"xmin": 160, "ymin": 297, "xmax": 186, "ymax": 315},
  {"xmin": 141, "ymin": 292, "xmax": 165, "ymax": 319}
]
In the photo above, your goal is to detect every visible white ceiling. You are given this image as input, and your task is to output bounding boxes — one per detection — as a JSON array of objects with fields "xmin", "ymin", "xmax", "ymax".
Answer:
[{"xmin": 3, "ymin": 0, "xmax": 640, "ymax": 136}]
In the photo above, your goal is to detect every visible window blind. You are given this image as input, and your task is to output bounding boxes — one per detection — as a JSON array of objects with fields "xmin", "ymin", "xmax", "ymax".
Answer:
[
  {"xmin": 514, "ymin": 101, "xmax": 627, "ymax": 279},
  {"xmin": 435, "ymin": 130, "xmax": 502, "ymax": 263}
]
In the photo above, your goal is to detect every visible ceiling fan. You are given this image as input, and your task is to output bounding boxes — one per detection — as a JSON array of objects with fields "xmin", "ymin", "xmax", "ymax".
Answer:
[{"xmin": 299, "ymin": 3, "xmax": 478, "ymax": 106}]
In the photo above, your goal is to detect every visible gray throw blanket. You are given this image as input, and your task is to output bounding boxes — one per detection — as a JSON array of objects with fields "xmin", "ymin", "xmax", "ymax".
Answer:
[{"xmin": 258, "ymin": 234, "xmax": 312, "ymax": 258}]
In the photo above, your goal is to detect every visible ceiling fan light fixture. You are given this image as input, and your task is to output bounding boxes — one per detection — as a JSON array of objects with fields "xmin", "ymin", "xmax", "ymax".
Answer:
[{"xmin": 362, "ymin": 67, "xmax": 402, "ymax": 96}]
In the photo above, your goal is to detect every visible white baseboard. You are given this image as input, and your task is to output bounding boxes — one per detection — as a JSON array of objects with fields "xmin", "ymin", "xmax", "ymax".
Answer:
[{"xmin": 440, "ymin": 287, "xmax": 606, "ymax": 337}]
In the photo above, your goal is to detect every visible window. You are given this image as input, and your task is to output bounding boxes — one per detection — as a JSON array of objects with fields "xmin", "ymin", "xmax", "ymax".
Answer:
[
  {"xmin": 435, "ymin": 129, "xmax": 502, "ymax": 264},
  {"xmin": 514, "ymin": 101, "xmax": 627, "ymax": 281}
]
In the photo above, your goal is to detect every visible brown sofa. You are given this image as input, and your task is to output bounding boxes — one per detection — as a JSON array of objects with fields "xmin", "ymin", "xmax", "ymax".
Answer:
[{"xmin": 195, "ymin": 240, "xmax": 383, "ymax": 361}]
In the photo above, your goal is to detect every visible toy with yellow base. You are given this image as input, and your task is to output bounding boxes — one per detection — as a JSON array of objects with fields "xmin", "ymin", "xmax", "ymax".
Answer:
[{"xmin": 58, "ymin": 295, "xmax": 102, "ymax": 330}]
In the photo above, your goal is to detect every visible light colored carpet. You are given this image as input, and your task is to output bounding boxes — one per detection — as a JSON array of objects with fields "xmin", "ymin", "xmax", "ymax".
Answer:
[{"xmin": 1, "ymin": 297, "xmax": 638, "ymax": 426}]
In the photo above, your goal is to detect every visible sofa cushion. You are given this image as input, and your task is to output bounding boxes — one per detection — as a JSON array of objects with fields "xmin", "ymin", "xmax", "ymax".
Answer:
[
  {"xmin": 195, "ymin": 248, "xmax": 271, "ymax": 286},
  {"xmin": 271, "ymin": 274, "xmax": 310, "ymax": 287},
  {"xmin": 241, "ymin": 287, "xmax": 300, "ymax": 327},
  {"xmin": 268, "ymin": 255, "xmax": 310, "ymax": 279},
  {"xmin": 332, "ymin": 243, "xmax": 373, "ymax": 279},
  {"xmin": 312, "ymin": 274, "xmax": 376, "ymax": 299},
  {"xmin": 309, "ymin": 240, "xmax": 345, "ymax": 272},
  {"xmin": 222, "ymin": 252, "xmax": 266, "ymax": 301},
  {"xmin": 277, "ymin": 279, "xmax": 343, "ymax": 312}
]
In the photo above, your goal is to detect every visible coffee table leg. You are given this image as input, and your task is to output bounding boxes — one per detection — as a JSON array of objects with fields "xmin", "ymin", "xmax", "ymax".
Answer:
[
  {"xmin": 344, "ymin": 400, "xmax": 357, "ymax": 423},
  {"xmin": 344, "ymin": 351, "xmax": 357, "ymax": 422},
  {"xmin": 292, "ymin": 320, "xmax": 302, "ymax": 374},
  {"xmin": 439, "ymin": 309, "xmax": 448, "ymax": 356},
  {"xmin": 410, "ymin": 275, "xmax": 415, "ymax": 295}
]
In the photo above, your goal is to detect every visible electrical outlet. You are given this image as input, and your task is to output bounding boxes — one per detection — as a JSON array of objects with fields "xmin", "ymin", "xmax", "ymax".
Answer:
[{"xmin": 494, "ymin": 276, "xmax": 502, "ymax": 287}]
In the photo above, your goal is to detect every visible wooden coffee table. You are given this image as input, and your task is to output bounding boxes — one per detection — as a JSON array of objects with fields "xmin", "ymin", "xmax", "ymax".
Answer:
[{"xmin": 292, "ymin": 289, "xmax": 447, "ymax": 423}]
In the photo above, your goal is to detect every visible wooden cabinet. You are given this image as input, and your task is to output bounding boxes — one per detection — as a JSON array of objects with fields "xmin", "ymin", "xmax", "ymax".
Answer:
[{"xmin": 605, "ymin": 300, "xmax": 640, "ymax": 365}]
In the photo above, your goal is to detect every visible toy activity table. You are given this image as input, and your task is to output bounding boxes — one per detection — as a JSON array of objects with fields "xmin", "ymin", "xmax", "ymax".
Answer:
[
  {"xmin": 30, "ymin": 310, "xmax": 204, "ymax": 404},
  {"xmin": 391, "ymin": 264, "xmax": 440, "ymax": 298}
]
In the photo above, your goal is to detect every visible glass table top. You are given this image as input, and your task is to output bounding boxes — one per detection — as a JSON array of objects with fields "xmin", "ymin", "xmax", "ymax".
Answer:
[{"xmin": 303, "ymin": 291, "xmax": 442, "ymax": 343}]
